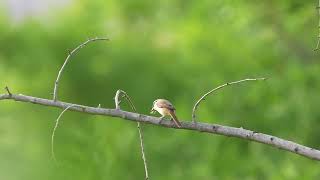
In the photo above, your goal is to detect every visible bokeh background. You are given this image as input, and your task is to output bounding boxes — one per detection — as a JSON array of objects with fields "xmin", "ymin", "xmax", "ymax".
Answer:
[{"xmin": 0, "ymin": 0, "xmax": 320, "ymax": 179}]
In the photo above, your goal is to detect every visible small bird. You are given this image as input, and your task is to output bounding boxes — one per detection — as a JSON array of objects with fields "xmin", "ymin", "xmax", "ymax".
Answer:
[{"xmin": 150, "ymin": 99, "xmax": 182, "ymax": 128}]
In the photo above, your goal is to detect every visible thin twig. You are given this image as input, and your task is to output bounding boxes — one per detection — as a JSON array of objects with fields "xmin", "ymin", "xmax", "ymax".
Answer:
[
  {"xmin": 4, "ymin": 86, "xmax": 12, "ymax": 96},
  {"xmin": 114, "ymin": 90, "xmax": 150, "ymax": 180},
  {"xmin": 315, "ymin": 1, "xmax": 320, "ymax": 51},
  {"xmin": 1, "ymin": 93, "xmax": 320, "ymax": 161},
  {"xmin": 114, "ymin": 90, "xmax": 124, "ymax": 110},
  {"xmin": 315, "ymin": 39, "xmax": 320, "ymax": 51},
  {"xmin": 136, "ymin": 123, "xmax": 149, "ymax": 180},
  {"xmin": 192, "ymin": 78, "xmax": 267, "ymax": 122},
  {"xmin": 51, "ymin": 104, "xmax": 76, "ymax": 164},
  {"xmin": 53, "ymin": 37, "xmax": 109, "ymax": 101}
]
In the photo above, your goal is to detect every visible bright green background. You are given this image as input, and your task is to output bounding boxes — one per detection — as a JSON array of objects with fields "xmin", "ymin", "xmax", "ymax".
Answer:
[{"xmin": 0, "ymin": 0, "xmax": 319, "ymax": 179}]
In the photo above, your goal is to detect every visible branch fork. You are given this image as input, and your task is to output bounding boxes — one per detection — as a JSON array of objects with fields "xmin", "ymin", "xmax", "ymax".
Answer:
[
  {"xmin": 4, "ymin": 86, "xmax": 12, "ymax": 96},
  {"xmin": 53, "ymin": 37, "xmax": 109, "ymax": 101},
  {"xmin": 114, "ymin": 90, "xmax": 149, "ymax": 180},
  {"xmin": 192, "ymin": 78, "xmax": 267, "ymax": 122}
]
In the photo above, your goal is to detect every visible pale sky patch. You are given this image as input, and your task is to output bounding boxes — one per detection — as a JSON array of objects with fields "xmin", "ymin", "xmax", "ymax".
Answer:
[{"xmin": 3, "ymin": 0, "xmax": 72, "ymax": 24}]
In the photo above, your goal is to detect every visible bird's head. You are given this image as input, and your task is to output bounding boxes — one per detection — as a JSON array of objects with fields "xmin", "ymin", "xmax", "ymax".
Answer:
[{"xmin": 150, "ymin": 99, "xmax": 159, "ymax": 114}]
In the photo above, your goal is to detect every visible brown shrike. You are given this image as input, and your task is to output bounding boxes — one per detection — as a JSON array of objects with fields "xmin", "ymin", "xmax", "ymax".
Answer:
[{"xmin": 150, "ymin": 99, "xmax": 182, "ymax": 128}]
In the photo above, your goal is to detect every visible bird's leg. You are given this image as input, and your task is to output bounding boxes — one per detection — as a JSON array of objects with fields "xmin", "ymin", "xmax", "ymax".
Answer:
[
  {"xmin": 158, "ymin": 115, "xmax": 166, "ymax": 124},
  {"xmin": 170, "ymin": 119, "xmax": 180, "ymax": 128}
]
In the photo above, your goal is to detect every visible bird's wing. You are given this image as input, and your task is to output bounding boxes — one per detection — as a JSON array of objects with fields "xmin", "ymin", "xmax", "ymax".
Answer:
[
  {"xmin": 157, "ymin": 100, "xmax": 176, "ymax": 110},
  {"xmin": 168, "ymin": 110, "xmax": 181, "ymax": 128}
]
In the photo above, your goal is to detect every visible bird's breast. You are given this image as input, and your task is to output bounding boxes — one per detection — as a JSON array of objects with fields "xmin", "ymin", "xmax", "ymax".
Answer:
[{"xmin": 154, "ymin": 106, "xmax": 170, "ymax": 116}]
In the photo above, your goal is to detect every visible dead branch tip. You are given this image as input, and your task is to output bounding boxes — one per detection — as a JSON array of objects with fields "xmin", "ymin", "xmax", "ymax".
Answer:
[{"xmin": 4, "ymin": 86, "xmax": 12, "ymax": 96}]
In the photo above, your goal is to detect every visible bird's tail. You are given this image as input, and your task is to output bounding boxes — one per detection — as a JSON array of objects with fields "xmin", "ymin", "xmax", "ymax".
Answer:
[{"xmin": 168, "ymin": 110, "xmax": 182, "ymax": 128}]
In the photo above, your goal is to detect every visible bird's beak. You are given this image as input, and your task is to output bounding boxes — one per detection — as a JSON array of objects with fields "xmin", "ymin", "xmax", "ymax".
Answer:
[{"xmin": 150, "ymin": 107, "xmax": 155, "ymax": 114}]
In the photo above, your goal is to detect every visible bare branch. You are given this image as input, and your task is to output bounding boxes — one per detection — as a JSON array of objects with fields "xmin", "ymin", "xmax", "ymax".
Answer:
[
  {"xmin": 53, "ymin": 37, "xmax": 109, "ymax": 101},
  {"xmin": 114, "ymin": 90, "xmax": 149, "ymax": 180},
  {"xmin": 315, "ymin": 39, "xmax": 320, "ymax": 51},
  {"xmin": 51, "ymin": 104, "xmax": 76, "ymax": 164},
  {"xmin": 315, "ymin": 1, "xmax": 320, "ymax": 51},
  {"xmin": 4, "ymin": 86, "xmax": 12, "ymax": 96},
  {"xmin": 114, "ymin": 90, "xmax": 125, "ymax": 110},
  {"xmin": 192, "ymin": 78, "xmax": 267, "ymax": 123},
  {"xmin": 136, "ymin": 122, "xmax": 149, "ymax": 180},
  {"xmin": 1, "ymin": 93, "xmax": 320, "ymax": 161}
]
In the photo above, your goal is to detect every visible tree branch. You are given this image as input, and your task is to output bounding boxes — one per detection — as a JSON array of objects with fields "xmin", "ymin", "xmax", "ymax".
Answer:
[
  {"xmin": 315, "ymin": 1, "xmax": 320, "ymax": 51},
  {"xmin": 4, "ymin": 86, "xmax": 12, "ymax": 96},
  {"xmin": 192, "ymin": 78, "xmax": 267, "ymax": 122},
  {"xmin": 53, "ymin": 37, "xmax": 109, "ymax": 101},
  {"xmin": 1, "ymin": 93, "xmax": 320, "ymax": 161},
  {"xmin": 114, "ymin": 90, "xmax": 150, "ymax": 180},
  {"xmin": 51, "ymin": 104, "xmax": 76, "ymax": 164}
]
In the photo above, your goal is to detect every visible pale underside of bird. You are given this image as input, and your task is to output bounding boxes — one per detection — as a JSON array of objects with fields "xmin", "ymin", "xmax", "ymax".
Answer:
[{"xmin": 150, "ymin": 99, "xmax": 182, "ymax": 128}]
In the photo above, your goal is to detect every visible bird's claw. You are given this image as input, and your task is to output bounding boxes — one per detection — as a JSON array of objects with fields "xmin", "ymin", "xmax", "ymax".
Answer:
[{"xmin": 158, "ymin": 116, "xmax": 166, "ymax": 124}]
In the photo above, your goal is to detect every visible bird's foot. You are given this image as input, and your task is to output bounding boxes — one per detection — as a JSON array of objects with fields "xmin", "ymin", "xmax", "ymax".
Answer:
[{"xmin": 158, "ymin": 116, "xmax": 166, "ymax": 124}]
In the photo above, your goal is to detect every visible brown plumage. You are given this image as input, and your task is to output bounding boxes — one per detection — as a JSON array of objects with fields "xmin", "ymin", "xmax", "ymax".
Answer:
[{"xmin": 150, "ymin": 99, "xmax": 182, "ymax": 128}]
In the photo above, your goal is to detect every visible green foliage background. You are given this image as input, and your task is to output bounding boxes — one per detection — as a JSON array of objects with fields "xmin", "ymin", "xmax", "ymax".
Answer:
[{"xmin": 0, "ymin": 0, "xmax": 319, "ymax": 179}]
